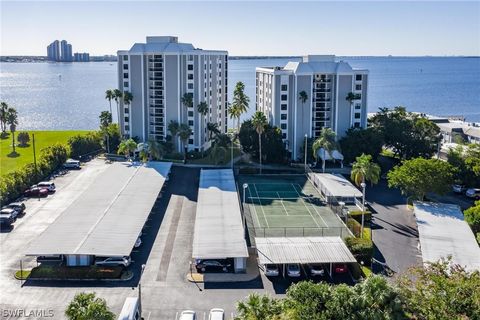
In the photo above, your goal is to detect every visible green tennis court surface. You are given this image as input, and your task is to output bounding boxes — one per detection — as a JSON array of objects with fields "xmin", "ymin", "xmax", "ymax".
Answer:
[{"xmin": 238, "ymin": 175, "xmax": 351, "ymax": 239}]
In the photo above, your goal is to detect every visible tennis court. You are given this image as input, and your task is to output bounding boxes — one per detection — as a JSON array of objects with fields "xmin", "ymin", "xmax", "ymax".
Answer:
[{"xmin": 238, "ymin": 175, "xmax": 351, "ymax": 240}]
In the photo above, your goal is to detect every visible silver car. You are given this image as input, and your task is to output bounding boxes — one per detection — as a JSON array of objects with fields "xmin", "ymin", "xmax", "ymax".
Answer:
[
  {"xmin": 308, "ymin": 264, "xmax": 325, "ymax": 277},
  {"xmin": 95, "ymin": 256, "xmax": 131, "ymax": 267},
  {"xmin": 287, "ymin": 263, "xmax": 301, "ymax": 277},
  {"xmin": 263, "ymin": 264, "xmax": 280, "ymax": 277}
]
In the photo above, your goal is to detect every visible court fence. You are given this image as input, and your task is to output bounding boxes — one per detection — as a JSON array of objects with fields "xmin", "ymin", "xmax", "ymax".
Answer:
[{"xmin": 252, "ymin": 226, "xmax": 351, "ymax": 238}]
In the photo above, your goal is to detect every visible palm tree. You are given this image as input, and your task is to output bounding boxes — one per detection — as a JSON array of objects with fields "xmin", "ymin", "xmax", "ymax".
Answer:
[
  {"xmin": 147, "ymin": 139, "xmax": 164, "ymax": 160},
  {"xmin": 298, "ymin": 90, "xmax": 309, "ymax": 136},
  {"xmin": 113, "ymin": 89, "xmax": 122, "ymax": 116},
  {"xmin": 346, "ymin": 92, "xmax": 361, "ymax": 119},
  {"xmin": 197, "ymin": 101, "xmax": 208, "ymax": 146},
  {"xmin": 117, "ymin": 138, "xmax": 137, "ymax": 160},
  {"xmin": 168, "ymin": 120, "xmax": 180, "ymax": 151},
  {"xmin": 231, "ymin": 82, "xmax": 250, "ymax": 133},
  {"xmin": 251, "ymin": 111, "xmax": 267, "ymax": 174},
  {"xmin": 228, "ymin": 103, "xmax": 241, "ymax": 133},
  {"xmin": 312, "ymin": 128, "xmax": 337, "ymax": 173},
  {"xmin": 207, "ymin": 122, "xmax": 220, "ymax": 140},
  {"xmin": 6, "ymin": 108, "xmax": 18, "ymax": 154},
  {"xmin": 236, "ymin": 293, "xmax": 281, "ymax": 320},
  {"xmin": 123, "ymin": 91, "xmax": 133, "ymax": 109},
  {"xmin": 0, "ymin": 102, "xmax": 8, "ymax": 133},
  {"xmin": 351, "ymin": 153, "xmax": 381, "ymax": 237},
  {"xmin": 105, "ymin": 89, "xmax": 115, "ymax": 114},
  {"xmin": 181, "ymin": 93, "xmax": 193, "ymax": 119},
  {"xmin": 178, "ymin": 123, "xmax": 192, "ymax": 162}
]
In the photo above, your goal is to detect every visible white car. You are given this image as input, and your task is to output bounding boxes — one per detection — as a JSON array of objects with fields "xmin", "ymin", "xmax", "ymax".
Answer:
[
  {"xmin": 95, "ymin": 256, "xmax": 131, "ymax": 267},
  {"xmin": 179, "ymin": 310, "xmax": 196, "ymax": 320},
  {"xmin": 308, "ymin": 264, "xmax": 325, "ymax": 277},
  {"xmin": 466, "ymin": 188, "xmax": 480, "ymax": 199},
  {"xmin": 263, "ymin": 264, "xmax": 279, "ymax": 277},
  {"xmin": 208, "ymin": 308, "xmax": 224, "ymax": 320},
  {"xmin": 452, "ymin": 184, "xmax": 465, "ymax": 193},
  {"xmin": 36, "ymin": 181, "xmax": 56, "ymax": 192},
  {"xmin": 134, "ymin": 237, "xmax": 142, "ymax": 248},
  {"xmin": 64, "ymin": 159, "xmax": 81, "ymax": 169},
  {"xmin": 287, "ymin": 263, "xmax": 301, "ymax": 277}
]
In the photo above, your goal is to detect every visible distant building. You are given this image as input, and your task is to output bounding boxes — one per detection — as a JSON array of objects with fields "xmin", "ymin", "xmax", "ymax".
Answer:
[
  {"xmin": 256, "ymin": 55, "xmax": 369, "ymax": 160},
  {"xmin": 117, "ymin": 36, "xmax": 228, "ymax": 151},
  {"xmin": 74, "ymin": 53, "xmax": 90, "ymax": 62},
  {"xmin": 47, "ymin": 40, "xmax": 60, "ymax": 62}
]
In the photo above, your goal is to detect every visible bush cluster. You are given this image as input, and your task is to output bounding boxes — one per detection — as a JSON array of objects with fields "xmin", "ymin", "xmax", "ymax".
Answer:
[
  {"xmin": 345, "ymin": 236, "xmax": 374, "ymax": 264},
  {"xmin": 349, "ymin": 210, "xmax": 372, "ymax": 222},
  {"xmin": 68, "ymin": 133, "xmax": 102, "ymax": 159},
  {"xmin": 0, "ymin": 144, "xmax": 68, "ymax": 205}
]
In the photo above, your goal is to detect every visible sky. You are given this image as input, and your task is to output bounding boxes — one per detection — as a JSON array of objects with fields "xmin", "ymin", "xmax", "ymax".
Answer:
[{"xmin": 1, "ymin": 1, "xmax": 479, "ymax": 56}]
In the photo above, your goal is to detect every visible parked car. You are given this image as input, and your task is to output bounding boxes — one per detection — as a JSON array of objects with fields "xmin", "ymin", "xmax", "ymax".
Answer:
[
  {"xmin": 466, "ymin": 188, "xmax": 480, "ymax": 199},
  {"xmin": 263, "ymin": 264, "xmax": 280, "ymax": 277},
  {"xmin": 37, "ymin": 255, "xmax": 63, "ymax": 263},
  {"xmin": 208, "ymin": 308, "xmax": 224, "ymax": 320},
  {"xmin": 287, "ymin": 263, "xmax": 301, "ymax": 278},
  {"xmin": 0, "ymin": 208, "xmax": 18, "ymax": 220},
  {"xmin": 334, "ymin": 264, "xmax": 348, "ymax": 274},
  {"xmin": 95, "ymin": 256, "xmax": 131, "ymax": 267},
  {"xmin": 179, "ymin": 310, "xmax": 196, "ymax": 320},
  {"xmin": 36, "ymin": 181, "xmax": 56, "ymax": 192},
  {"xmin": 64, "ymin": 159, "xmax": 81, "ymax": 169},
  {"xmin": 308, "ymin": 264, "xmax": 325, "ymax": 277},
  {"xmin": 452, "ymin": 184, "xmax": 466, "ymax": 194},
  {"xmin": 3, "ymin": 202, "xmax": 25, "ymax": 215},
  {"xmin": 134, "ymin": 237, "xmax": 142, "ymax": 248},
  {"xmin": 195, "ymin": 259, "xmax": 231, "ymax": 273},
  {"xmin": 24, "ymin": 187, "xmax": 49, "ymax": 197},
  {"xmin": 0, "ymin": 212, "xmax": 14, "ymax": 226}
]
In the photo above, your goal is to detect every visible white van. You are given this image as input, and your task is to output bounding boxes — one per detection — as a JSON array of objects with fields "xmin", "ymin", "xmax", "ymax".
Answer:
[
  {"xmin": 64, "ymin": 159, "xmax": 81, "ymax": 169},
  {"xmin": 117, "ymin": 297, "xmax": 141, "ymax": 320}
]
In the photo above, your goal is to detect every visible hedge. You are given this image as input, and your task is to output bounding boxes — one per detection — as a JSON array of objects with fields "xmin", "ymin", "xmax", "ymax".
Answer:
[
  {"xmin": 0, "ymin": 144, "xmax": 68, "ymax": 205},
  {"xmin": 29, "ymin": 265, "xmax": 123, "ymax": 280},
  {"xmin": 349, "ymin": 210, "xmax": 372, "ymax": 222},
  {"xmin": 345, "ymin": 236, "xmax": 374, "ymax": 264},
  {"xmin": 68, "ymin": 133, "xmax": 102, "ymax": 159}
]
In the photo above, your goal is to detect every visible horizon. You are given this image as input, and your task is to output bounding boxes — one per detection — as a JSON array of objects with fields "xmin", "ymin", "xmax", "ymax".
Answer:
[{"xmin": 1, "ymin": 1, "xmax": 479, "ymax": 56}]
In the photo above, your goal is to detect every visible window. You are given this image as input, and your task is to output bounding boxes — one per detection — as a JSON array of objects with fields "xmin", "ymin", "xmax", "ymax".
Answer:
[
  {"xmin": 188, "ymin": 120, "xmax": 194, "ymax": 126},
  {"xmin": 281, "ymin": 94, "xmax": 287, "ymax": 101},
  {"xmin": 124, "ymin": 117, "xmax": 129, "ymax": 122},
  {"xmin": 281, "ymin": 114, "xmax": 287, "ymax": 120},
  {"xmin": 187, "ymin": 64, "xmax": 194, "ymax": 71},
  {"xmin": 354, "ymin": 113, "xmax": 361, "ymax": 119},
  {"xmin": 354, "ymin": 122, "xmax": 360, "ymax": 128},
  {"xmin": 281, "ymin": 123, "xmax": 287, "ymax": 130},
  {"xmin": 123, "ymin": 55, "xmax": 128, "ymax": 61},
  {"xmin": 188, "ymin": 138, "xmax": 194, "ymax": 144},
  {"xmin": 188, "ymin": 111, "xmax": 194, "ymax": 117},
  {"xmin": 281, "ymin": 104, "xmax": 287, "ymax": 111},
  {"xmin": 281, "ymin": 84, "xmax": 288, "ymax": 91},
  {"xmin": 125, "ymin": 125, "xmax": 129, "ymax": 130},
  {"xmin": 124, "ymin": 81, "xmax": 129, "ymax": 87},
  {"xmin": 188, "ymin": 83, "xmax": 194, "ymax": 90},
  {"xmin": 355, "ymin": 74, "xmax": 362, "ymax": 81},
  {"xmin": 123, "ymin": 73, "xmax": 128, "ymax": 79},
  {"xmin": 188, "ymin": 74, "xmax": 194, "ymax": 80},
  {"xmin": 356, "ymin": 84, "xmax": 362, "ymax": 91},
  {"xmin": 123, "ymin": 64, "xmax": 128, "ymax": 70},
  {"xmin": 124, "ymin": 108, "xmax": 129, "ymax": 114},
  {"xmin": 282, "ymin": 133, "xmax": 287, "ymax": 139}
]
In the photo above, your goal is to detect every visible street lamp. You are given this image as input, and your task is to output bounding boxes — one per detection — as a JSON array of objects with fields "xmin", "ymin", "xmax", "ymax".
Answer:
[
  {"xmin": 138, "ymin": 264, "xmax": 146, "ymax": 316},
  {"xmin": 304, "ymin": 134, "xmax": 308, "ymax": 172},
  {"xmin": 242, "ymin": 183, "xmax": 249, "ymax": 212},
  {"xmin": 361, "ymin": 182, "xmax": 366, "ymax": 238}
]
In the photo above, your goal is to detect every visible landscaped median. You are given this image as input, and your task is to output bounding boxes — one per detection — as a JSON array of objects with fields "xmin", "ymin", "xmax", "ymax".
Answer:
[{"xmin": 14, "ymin": 265, "xmax": 133, "ymax": 281}]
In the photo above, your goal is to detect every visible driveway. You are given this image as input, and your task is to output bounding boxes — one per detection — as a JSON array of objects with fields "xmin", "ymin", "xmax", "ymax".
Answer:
[{"xmin": 366, "ymin": 179, "xmax": 422, "ymax": 275}]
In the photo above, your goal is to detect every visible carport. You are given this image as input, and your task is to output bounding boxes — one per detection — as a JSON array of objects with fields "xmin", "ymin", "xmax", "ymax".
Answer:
[
  {"xmin": 26, "ymin": 162, "xmax": 172, "ymax": 265},
  {"xmin": 255, "ymin": 237, "xmax": 356, "ymax": 277},
  {"xmin": 192, "ymin": 169, "xmax": 249, "ymax": 273},
  {"xmin": 311, "ymin": 173, "xmax": 362, "ymax": 205}
]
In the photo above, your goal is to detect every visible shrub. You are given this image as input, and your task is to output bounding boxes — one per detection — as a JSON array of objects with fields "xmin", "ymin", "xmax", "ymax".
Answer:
[
  {"xmin": 17, "ymin": 132, "xmax": 30, "ymax": 146},
  {"xmin": 68, "ymin": 133, "xmax": 102, "ymax": 159},
  {"xmin": 345, "ymin": 236, "xmax": 373, "ymax": 263},
  {"xmin": 464, "ymin": 201, "xmax": 480, "ymax": 234},
  {"xmin": 349, "ymin": 210, "xmax": 372, "ymax": 222}
]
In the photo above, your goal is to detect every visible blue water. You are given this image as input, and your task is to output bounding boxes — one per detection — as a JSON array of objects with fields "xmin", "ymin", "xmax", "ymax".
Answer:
[{"xmin": 0, "ymin": 57, "xmax": 479, "ymax": 130}]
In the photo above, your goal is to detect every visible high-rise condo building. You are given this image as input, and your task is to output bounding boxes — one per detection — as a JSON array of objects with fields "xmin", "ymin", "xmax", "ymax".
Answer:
[
  {"xmin": 117, "ymin": 36, "xmax": 228, "ymax": 151},
  {"xmin": 47, "ymin": 40, "xmax": 60, "ymax": 62},
  {"xmin": 60, "ymin": 40, "xmax": 73, "ymax": 62},
  {"xmin": 74, "ymin": 53, "xmax": 90, "ymax": 62},
  {"xmin": 47, "ymin": 40, "xmax": 73, "ymax": 62},
  {"xmin": 256, "ymin": 55, "xmax": 368, "ymax": 160}
]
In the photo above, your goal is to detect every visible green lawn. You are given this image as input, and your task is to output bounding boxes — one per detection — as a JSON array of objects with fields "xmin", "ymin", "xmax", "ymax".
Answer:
[{"xmin": 1, "ymin": 130, "xmax": 92, "ymax": 176}]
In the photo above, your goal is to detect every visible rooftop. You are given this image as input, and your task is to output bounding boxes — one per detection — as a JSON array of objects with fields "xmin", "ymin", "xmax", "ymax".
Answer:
[
  {"xmin": 118, "ymin": 36, "xmax": 227, "ymax": 55},
  {"xmin": 313, "ymin": 173, "xmax": 363, "ymax": 198},
  {"xmin": 192, "ymin": 169, "xmax": 248, "ymax": 259},
  {"xmin": 26, "ymin": 162, "xmax": 172, "ymax": 257}
]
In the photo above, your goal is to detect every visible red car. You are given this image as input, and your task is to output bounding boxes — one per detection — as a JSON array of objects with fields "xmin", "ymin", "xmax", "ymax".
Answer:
[
  {"xmin": 24, "ymin": 187, "xmax": 49, "ymax": 197},
  {"xmin": 334, "ymin": 264, "xmax": 348, "ymax": 274}
]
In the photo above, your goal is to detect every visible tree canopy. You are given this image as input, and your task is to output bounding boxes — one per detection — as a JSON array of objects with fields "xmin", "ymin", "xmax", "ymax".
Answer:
[
  {"xmin": 387, "ymin": 158, "xmax": 456, "ymax": 200},
  {"xmin": 351, "ymin": 154, "xmax": 381, "ymax": 187},
  {"xmin": 65, "ymin": 292, "xmax": 115, "ymax": 320},
  {"xmin": 339, "ymin": 127, "xmax": 384, "ymax": 164},
  {"xmin": 239, "ymin": 120, "xmax": 286, "ymax": 164}
]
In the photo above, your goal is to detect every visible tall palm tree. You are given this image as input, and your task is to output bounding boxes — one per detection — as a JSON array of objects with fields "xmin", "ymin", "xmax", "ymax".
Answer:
[
  {"xmin": 168, "ymin": 120, "xmax": 180, "ymax": 151},
  {"xmin": 228, "ymin": 103, "xmax": 241, "ymax": 133},
  {"xmin": 251, "ymin": 111, "xmax": 267, "ymax": 174},
  {"xmin": 298, "ymin": 90, "xmax": 309, "ymax": 136},
  {"xmin": 178, "ymin": 123, "xmax": 192, "ymax": 162},
  {"xmin": 113, "ymin": 89, "xmax": 123, "ymax": 116},
  {"xmin": 6, "ymin": 108, "xmax": 18, "ymax": 154},
  {"xmin": 351, "ymin": 153, "xmax": 381, "ymax": 237},
  {"xmin": 236, "ymin": 293, "xmax": 281, "ymax": 320},
  {"xmin": 0, "ymin": 102, "xmax": 8, "ymax": 133},
  {"xmin": 123, "ymin": 91, "xmax": 133, "ymax": 109},
  {"xmin": 147, "ymin": 139, "xmax": 164, "ymax": 160},
  {"xmin": 105, "ymin": 89, "xmax": 115, "ymax": 114},
  {"xmin": 207, "ymin": 122, "xmax": 220, "ymax": 140},
  {"xmin": 231, "ymin": 82, "xmax": 250, "ymax": 132},
  {"xmin": 181, "ymin": 93, "xmax": 193, "ymax": 120},
  {"xmin": 312, "ymin": 127, "xmax": 337, "ymax": 173},
  {"xmin": 197, "ymin": 101, "xmax": 208, "ymax": 145},
  {"xmin": 346, "ymin": 92, "xmax": 361, "ymax": 105}
]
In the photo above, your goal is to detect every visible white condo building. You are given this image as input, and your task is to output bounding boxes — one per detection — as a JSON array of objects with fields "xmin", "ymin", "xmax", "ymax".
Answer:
[
  {"xmin": 256, "ymin": 55, "xmax": 369, "ymax": 160},
  {"xmin": 117, "ymin": 36, "xmax": 228, "ymax": 151}
]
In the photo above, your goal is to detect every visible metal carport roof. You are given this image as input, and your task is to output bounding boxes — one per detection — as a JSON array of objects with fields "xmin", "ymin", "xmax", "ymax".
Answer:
[
  {"xmin": 26, "ymin": 162, "xmax": 171, "ymax": 257},
  {"xmin": 192, "ymin": 169, "xmax": 248, "ymax": 259},
  {"xmin": 313, "ymin": 173, "xmax": 362, "ymax": 198},
  {"xmin": 255, "ymin": 237, "xmax": 356, "ymax": 265}
]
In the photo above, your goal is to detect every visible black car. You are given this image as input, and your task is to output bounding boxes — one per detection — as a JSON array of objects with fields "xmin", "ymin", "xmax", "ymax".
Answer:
[
  {"xmin": 195, "ymin": 259, "xmax": 232, "ymax": 273},
  {"xmin": 0, "ymin": 208, "xmax": 18, "ymax": 220},
  {"xmin": 4, "ymin": 202, "xmax": 26, "ymax": 215},
  {"xmin": 0, "ymin": 212, "xmax": 14, "ymax": 226}
]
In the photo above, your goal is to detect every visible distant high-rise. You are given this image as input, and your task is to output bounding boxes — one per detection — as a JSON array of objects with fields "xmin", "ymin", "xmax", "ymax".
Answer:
[
  {"xmin": 47, "ymin": 40, "xmax": 73, "ymax": 62},
  {"xmin": 74, "ymin": 53, "xmax": 90, "ymax": 62}
]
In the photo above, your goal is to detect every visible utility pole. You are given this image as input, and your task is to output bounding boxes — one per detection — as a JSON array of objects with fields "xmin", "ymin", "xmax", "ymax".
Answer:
[{"xmin": 32, "ymin": 133, "xmax": 38, "ymax": 180}]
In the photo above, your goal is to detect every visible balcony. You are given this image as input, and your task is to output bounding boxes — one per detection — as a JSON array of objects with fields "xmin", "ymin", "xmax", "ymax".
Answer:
[{"xmin": 313, "ymin": 88, "xmax": 331, "ymax": 93}]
